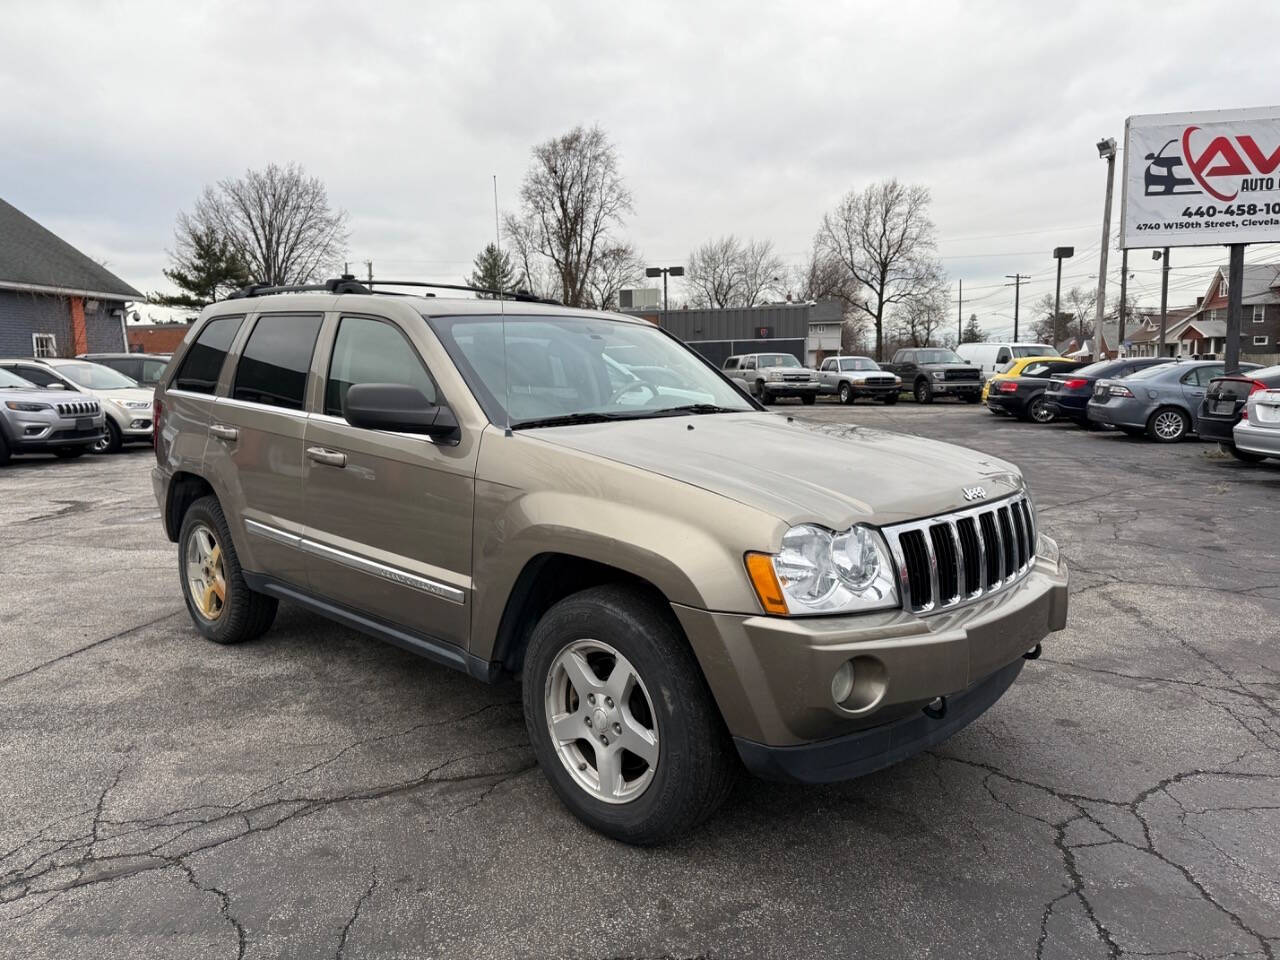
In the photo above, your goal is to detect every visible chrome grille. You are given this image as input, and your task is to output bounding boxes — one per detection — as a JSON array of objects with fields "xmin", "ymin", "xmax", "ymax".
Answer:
[
  {"xmin": 56, "ymin": 400, "xmax": 99, "ymax": 416},
  {"xmin": 884, "ymin": 493, "xmax": 1036, "ymax": 614}
]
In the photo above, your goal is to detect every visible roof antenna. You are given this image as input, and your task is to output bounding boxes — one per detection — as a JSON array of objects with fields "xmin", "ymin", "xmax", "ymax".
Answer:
[{"xmin": 495, "ymin": 174, "xmax": 512, "ymax": 437}]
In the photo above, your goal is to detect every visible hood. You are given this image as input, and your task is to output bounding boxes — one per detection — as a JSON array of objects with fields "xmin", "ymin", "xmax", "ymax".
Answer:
[
  {"xmin": 762, "ymin": 365, "xmax": 817, "ymax": 376},
  {"xmin": 0, "ymin": 386, "xmax": 86, "ymax": 408},
  {"xmin": 526, "ymin": 412, "xmax": 1023, "ymax": 527},
  {"xmin": 847, "ymin": 370, "xmax": 899, "ymax": 382}
]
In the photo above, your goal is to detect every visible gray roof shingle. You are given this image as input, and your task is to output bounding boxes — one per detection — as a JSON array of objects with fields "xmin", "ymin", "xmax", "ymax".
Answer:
[{"xmin": 0, "ymin": 198, "xmax": 141, "ymax": 300}]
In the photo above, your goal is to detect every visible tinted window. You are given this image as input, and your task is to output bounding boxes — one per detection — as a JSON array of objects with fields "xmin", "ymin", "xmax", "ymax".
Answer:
[
  {"xmin": 326, "ymin": 316, "xmax": 437, "ymax": 418},
  {"xmin": 140, "ymin": 357, "xmax": 169, "ymax": 385},
  {"xmin": 232, "ymin": 314, "xmax": 322, "ymax": 410},
  {"xmin": 4, "ymin": 365, "xmax": 70, "ymax": 389},
  {"xmin": 174, "ymin": 316, "xmax": 244, "ymax": 394},
  {"xmin": 723, "ymin": 357, "xmax": 739, "ymax": 370}
]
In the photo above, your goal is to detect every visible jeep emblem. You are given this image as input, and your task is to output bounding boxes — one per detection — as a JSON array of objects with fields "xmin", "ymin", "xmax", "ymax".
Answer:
[{"xmin": 962, "ymin": 486, "xmax": 988, "ymax": 502}]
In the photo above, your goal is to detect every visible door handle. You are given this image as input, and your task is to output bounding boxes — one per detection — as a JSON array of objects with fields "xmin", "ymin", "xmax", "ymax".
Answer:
[
  {"xmin": 210, "ymin": 424, "xmax": 239, "ymax": 441},
  {"xmin": 306, "ymin": 446, "xmax": 347, "ymax": 468}
]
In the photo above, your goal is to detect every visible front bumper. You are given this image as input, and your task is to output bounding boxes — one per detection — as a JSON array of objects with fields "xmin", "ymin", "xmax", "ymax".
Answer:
[
  {"xmin": 1234, "ymin": 419, "xmax": 1280, "ymax": 457},
  {"xmin": 765, "ymin": 381, "xmax": 819, "ymax": 396},
  {"xmin": 673, "ymin": 548, "xmax": 1068, "ymax": 778},
  {"xmin": 932, "ymin": 381, "xmax": 982, "ymax": 395},
  {"xmin": 7, "ymin": 413, "xmax": 105, "ymax": 452}
]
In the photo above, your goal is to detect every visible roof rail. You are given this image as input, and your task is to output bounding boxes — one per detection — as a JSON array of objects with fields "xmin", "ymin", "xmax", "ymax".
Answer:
[{"xmin": 224, "ymin": 274, "xmax": 560, "ymax": 305}]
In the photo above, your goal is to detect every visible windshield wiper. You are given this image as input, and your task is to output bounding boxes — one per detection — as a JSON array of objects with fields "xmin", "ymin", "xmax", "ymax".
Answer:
[
  {"xmin": 642, "ymin": 403, "xmax": 742, "ymax": 417},
  {"xmin": 510, "ymin": 411, "xmax": 636, "ymax": 430}
]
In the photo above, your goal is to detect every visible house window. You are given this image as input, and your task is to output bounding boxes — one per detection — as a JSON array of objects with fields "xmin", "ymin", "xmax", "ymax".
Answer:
[
  {"xmin": 1253, "ymin": 335, "xmax": 1269, "ymax": 346},
  {"xmin": 32, "ymin": 333, "xmax": 56, "ymax": 358},
  {"xmin": 1254, "ymin": 306, "xmax": 1265, "ymax": 323},
  {"xmin": 1207, "ymin": 309, "xmax": 1218, "ymax": 323}
]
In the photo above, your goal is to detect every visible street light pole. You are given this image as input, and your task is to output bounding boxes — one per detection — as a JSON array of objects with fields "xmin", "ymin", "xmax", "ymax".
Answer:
[
  {"xmin": 645, "ymin": 265, "xmax": 685, "ymax": 312},
  {"xmin": 1052, "ymin": 246, "xmax": 1075, "ymax": 347},
  {"xmin": 1095, "ymin": 137, "xmax": 1117, "ymax": 359}
]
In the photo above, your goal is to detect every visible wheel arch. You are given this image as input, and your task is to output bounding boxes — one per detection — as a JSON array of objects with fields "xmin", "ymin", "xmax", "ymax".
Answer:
[{"xmin": 163, "ymin": 471, "xmax": 216, "ymax": 542}]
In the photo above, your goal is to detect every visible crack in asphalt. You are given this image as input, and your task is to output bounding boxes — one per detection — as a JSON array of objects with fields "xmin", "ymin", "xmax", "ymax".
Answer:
[
  {"xmin": 0, "ymin": 610, "xmax": 185, "ymax": 686},
  {"xmin": 334, "ymin": 872, "xmax": 377, "ymax": 960}
]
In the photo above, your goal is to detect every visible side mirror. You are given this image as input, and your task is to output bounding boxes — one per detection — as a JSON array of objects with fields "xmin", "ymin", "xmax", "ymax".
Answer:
[
  {"xmin": 46, "ymin": 382, "xmax": 67, "ymax": 391},
  {"xmin": 343, "ymin": 383, "xmax": 459, "ymax": 440}
]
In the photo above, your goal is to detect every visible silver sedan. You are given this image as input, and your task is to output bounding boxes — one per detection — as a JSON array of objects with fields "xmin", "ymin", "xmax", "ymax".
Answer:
[
  {"xmin": 1087, "ymin": 360, "xmax": 1258, "ymax": 442},
  {"xmin": 1233, "ymin": 388, "xmax": 1280, "ymax": 461}
]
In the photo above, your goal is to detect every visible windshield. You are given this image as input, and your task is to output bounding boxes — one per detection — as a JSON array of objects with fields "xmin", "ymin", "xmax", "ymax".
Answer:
[
  {"xmin": 0, "ymin": 368, "xmax": 36, "ymax": 389},
  {"xmin": 1012, "ymin": 345, "xmax": 1057, "ymax": 358},
  {"xmin": 429, "ymin": 315, "xmax": 754, "ymax": 426},
  {"xmin": 56, "ymin": 362, "xmax": 139, "ymax": 390},
  {"xmin": 756, "ymin": 354, "xmax": 801, "ymax": 368},
  {"xmin": 840, "ymin": 358, "xmax": 878, "ymax": 371},
  {"xmin": 913, "ymin": 349, "xmax": 964, "ymax": 364}
]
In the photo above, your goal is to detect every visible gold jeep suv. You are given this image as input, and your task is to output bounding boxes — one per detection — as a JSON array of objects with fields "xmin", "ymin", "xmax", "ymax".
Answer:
[{"xmin": 152, "ymin": 277, "xmax": 1068, "ymax": 844}]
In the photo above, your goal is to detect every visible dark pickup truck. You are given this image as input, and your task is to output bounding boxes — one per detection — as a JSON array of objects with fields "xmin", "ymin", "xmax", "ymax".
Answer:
[{"xmin": 881, "ymin": 348, "xmax": 983, "ymax": 404}]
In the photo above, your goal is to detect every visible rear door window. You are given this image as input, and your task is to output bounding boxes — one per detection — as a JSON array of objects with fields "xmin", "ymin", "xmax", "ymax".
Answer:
[
  {"xmin": 325, "ymin": 316, "xmax": 437, "ymax": 418},
  {"xmin": 174, "ymin": 316, "xmax": 244, "ymax": 394},
  {"xmin": 232, "ymin": 314, "xmax": 323, "ymax": 410}
]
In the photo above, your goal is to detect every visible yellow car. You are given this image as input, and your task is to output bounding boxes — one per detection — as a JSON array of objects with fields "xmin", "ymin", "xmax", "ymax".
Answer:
[{"xmin": 982, "ymin": 355, "xmax": 1077, "ymax": 403}]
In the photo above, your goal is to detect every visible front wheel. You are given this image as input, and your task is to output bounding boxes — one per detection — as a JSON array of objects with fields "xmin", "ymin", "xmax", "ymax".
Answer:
[
  {"xmin": 523, "ymin": 585, "xmax": 737, "ymax": 845},
  {"xmin": 914, "ymin": 380, "xmax": 934, "ymax": 404},
  {"xmin": 1147, "ymin": 407, "xmax": 1190, "ymax": 443},
  {"xmin": 838, "ymin": 382, "xmax": 853, "ymax": 405},
  {"xmin": 92, "ymin": 420, "xmax": 122, "ymax": 455}
]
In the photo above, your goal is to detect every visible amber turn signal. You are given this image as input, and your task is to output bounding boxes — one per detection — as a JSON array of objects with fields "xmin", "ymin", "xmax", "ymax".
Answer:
[{"xmin": 745, "ymin": 552, "xmax": 788, "ymax": 615}]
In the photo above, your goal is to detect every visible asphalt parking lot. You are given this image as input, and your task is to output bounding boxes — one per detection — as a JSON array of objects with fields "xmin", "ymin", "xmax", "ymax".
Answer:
[{"xmin": 2, "ymin": 404, "xmax": 1278, "ymax": 960}]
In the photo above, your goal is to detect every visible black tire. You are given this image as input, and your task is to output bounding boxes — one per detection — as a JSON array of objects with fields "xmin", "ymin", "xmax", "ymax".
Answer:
[
  {"xmin": 1146, "ymin": 406, "xmax": 1190, "ymax": 443},
  {"xmin": 800, "ymin": 393, "xmax": 816, "ymax": 406},
  {"xmin": 178, "ymin": 495, "xmax": 278, "ymax": 645},
  {"xmin": 1221, "ymin": 441, "xmax": 1265, "ymax": 463},
  {"xmin": 838, "ymin": 382, "xmax": 854, "ymax": 405},
  {"xmin": 54, "ymin": 447, "xmax": 88, "ymax": 459},
  {"xmin": 93, "ymin": 420, "xmax": 122, "ymax": 455},
  {"xmin": 522, "ymin": 584, "xmax": 737, "ymax": 845},
  {"xmin": 1027, "ymin": 394, "xmax": 1055, "ymax": 424},
  {"xmin": 881, "ymin": 393, "xmax": 898, "ymax": 405},
  {"xmin": 914, "ymin": 380, "xmax": 933, "ymax": 404},
  {"xmin": 0, "ymin": 433, "xmax": 10, "ymax": 466},
  {"xmin": 759, "ymin": 383, "xmax": 774, "ymax": 405}
]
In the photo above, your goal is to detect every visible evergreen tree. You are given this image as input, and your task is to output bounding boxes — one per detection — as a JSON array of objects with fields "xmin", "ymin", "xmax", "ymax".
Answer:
[
  {"xmin": 155, "ymin": 224, "xmax": 251, "ymax": 307},
  {"xmin": 961, "ymin": 313, "xmax": 987, "ymax": 343},
  {"xmin": 466, "ymin": 242, "xmax": 520, "ymax": 297}
]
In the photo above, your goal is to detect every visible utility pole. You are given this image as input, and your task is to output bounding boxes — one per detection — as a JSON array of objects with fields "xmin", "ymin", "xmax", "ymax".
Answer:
[
  {"xmin": 1052, "ymin": 246, "xmax": 1075, "ymax": 347},
  {"xmin": 365, "ymin": 260, "xmax": 373, "ymax": 284},
  {"xmin": 1116, "ymin": 247, "xmax": 1129, "ymax": 357},
  {"xmin": 1095, "ymin": 138, "xmax": 1118, "ymax": 358},
  {"xmin": 1225, "ymin": 244, "xmax": 1245, "ymax": 374},
  {"xmin": 957, "ymin": 279, "xmax": 963, "ymax": 343},
  {"xmin": 1006, "ymin": 274, "xmax": 1029, "ymax": 340},
  {"xmin": 1156, "ymin": 247, "xmax": 1170, "ymax": 357}
]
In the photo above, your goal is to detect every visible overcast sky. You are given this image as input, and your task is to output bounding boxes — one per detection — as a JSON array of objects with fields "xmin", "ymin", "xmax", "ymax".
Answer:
[{"xmin": 4, "ymin": 0, "xmax": 1280, "ymax": 338}]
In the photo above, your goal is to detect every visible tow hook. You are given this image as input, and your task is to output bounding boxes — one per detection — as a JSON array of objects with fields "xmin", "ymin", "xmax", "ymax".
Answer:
[
  {"xmin": 1023, "ymin": 643, "xmax": 1042, "ymax": 661},
  {"xmin": 923, "ymin": 696, "xmax": 947, "ymax": 720}
]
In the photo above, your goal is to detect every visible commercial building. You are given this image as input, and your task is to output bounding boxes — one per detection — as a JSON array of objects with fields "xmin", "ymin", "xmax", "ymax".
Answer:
[
  {"xmin": 623, "ymin": 300, "xmax": 844, "ymax": 367},
  {"xmin": 0, "ymin": 198, "xmax": 141, "ymax": 358}
]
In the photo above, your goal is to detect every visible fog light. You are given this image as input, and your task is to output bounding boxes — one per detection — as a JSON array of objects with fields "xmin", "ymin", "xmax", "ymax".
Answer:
[{"xmin": 831, "ymin": 661, "xmax": 855, "ymax": 705}]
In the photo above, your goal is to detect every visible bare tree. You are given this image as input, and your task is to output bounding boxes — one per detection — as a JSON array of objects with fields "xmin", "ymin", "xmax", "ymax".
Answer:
[
  {"xmin": 184, "ymin": 163, "xmax": 349, "ymax": 286},
  {"xmin": 816, "ymin": 179, "xmax": 946, "ymax": 360},
  {"xmin": 1030, "ymin": 293, "xmax": 1074, "ymax": 346},
  {"xmin": 1063, "ymin": 286, "xmax": 1097, "ymax": 340},
  {"xmin": 511, "ymin": 125, "xmax": 632, "ymax": 307},
  {"xmin": 686, "ymin": 235, "xmax": 786, "ymax": 308},
  {"xmin": 892, "ymin": 290, "xmax": 948, "ymax": 347},
  {"xmin": 585, "ymin": 242, "xmax": 644, "ymax": 310}
]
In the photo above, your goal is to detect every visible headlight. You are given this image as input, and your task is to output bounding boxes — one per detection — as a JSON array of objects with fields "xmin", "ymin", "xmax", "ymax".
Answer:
[
  {"xmin": 5, "ymin": 400, "xmax": 49, "ymax": 412},
  {"xmin": 767, "ymin": 371, "xmax": 783, "ymax": 381},
  {"xmin": 746, "ymin": 523, "xmax": 899, "ymax": 615},
  {"xmin": 932, "ymin": 371, "xmax": 945, "ymax": 380}
]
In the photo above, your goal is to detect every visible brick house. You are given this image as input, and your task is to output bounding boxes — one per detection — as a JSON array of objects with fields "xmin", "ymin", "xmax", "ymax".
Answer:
[
  {"xmin": 1172, "ymin": 264, "xmax": 1280, "ymax": 358},
  {"xmin": 0, "ymin": 198, "xmax": 141, "ymax": 358}
]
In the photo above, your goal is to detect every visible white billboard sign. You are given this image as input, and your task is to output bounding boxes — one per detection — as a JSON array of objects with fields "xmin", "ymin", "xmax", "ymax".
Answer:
[{"xmin": 1121, "ymin": 106, "xmax": 1280, "ymax": 249}]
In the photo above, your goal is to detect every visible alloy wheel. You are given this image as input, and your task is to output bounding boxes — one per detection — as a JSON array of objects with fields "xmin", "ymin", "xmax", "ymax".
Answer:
[
  {"xmin": 185, "ymin": 523, "xmax": 227, "ymax": 621},
  {"xmin": 544, "ymin": 639, "xmax": 660, "ymax": 804},
  {"xmin": 1030, "ymin": 398, "xmax": 1054, "ymax": 423},
  {"xmin": 839, "ymin": 383, "xmax": 852, "ymax": 404},
  {"xmin": 1153, "ymin": 410, "xmax": 1186, "ymax": 441}
]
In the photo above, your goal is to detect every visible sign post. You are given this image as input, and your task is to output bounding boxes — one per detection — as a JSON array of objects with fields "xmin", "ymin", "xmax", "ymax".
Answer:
[{"xmin": 1121, "ymin": 106, "xmax": 1280, "ymax": 372}]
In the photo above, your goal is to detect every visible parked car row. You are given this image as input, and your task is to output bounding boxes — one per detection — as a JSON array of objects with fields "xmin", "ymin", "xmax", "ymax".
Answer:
[{"xmin": 0, "ymin": 354, "xmax": 167, "ymax": 464}]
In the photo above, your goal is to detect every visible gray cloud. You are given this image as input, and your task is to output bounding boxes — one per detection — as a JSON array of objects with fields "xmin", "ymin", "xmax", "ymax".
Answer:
[{"xmin": 3, "ymin": 0, "xmax": 1278, "ymax": 335}]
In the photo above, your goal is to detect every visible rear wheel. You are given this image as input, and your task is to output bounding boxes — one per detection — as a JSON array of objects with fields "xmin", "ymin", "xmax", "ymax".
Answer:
[
  {"xmin": 838, "ymin": 382, "xmax": 853, "ymax": 405},
  {"xmin": 523, "ymin": 584, "xmax": 737, "ymax": 845},
  {"xmin": 914, "ymin": 380, "xmax": 933, "ymax": 404},
  {"xmin": 178, "ymin": 496, "xmax": 278, "ymax": 644},
  {"xmin": 1147, "ymin": 407, "xmax": 1190, "ymax": 443},
  {"xmin": 1221, "ymin": 441, "xmax": 1265, "ymax": 463},
  {"xmin": 1027, "ymin": 394, "xmax": 1055, "ymax": 423},
  {"xmin": 92, "ymin": 420, "xmax": 122, "ymax": 455}
]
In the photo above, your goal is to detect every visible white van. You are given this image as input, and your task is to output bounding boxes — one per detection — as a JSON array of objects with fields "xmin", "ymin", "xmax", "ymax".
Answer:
[{"xmin": 956, "ymin": 342, "xmax": 1059, "ymax": 379}]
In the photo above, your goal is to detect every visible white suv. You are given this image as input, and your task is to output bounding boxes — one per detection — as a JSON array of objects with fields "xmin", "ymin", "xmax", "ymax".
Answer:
[{"xmin": 0, "ymin": 358, "xmax": 154, "ymax": 453}]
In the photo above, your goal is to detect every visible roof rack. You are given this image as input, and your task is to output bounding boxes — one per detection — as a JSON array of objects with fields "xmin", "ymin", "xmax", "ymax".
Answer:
[{"xmin": 226, "ymin": 274, "xmax": 560, "ymax": 305}]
